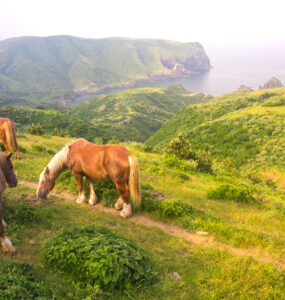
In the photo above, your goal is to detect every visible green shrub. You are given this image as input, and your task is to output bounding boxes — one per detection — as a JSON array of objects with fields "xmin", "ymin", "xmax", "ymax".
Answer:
[
  {"xmin": 163, "ymin": 153, "xmax": 194, "ymax": 171},
  {"xmin": 108, "ymin": 137, "xmax": 120, "ymax": 144},
  {"xmin": 140, "ymin": 192, "xmax": 159, "ymax": 212},
  {"xmin": 31, "ymin": 145, "xmax": 46, "ymax": 153},
  {"xmin": 166, "ymin": 134, "xmax": 212, "ymax": 173},
  {"xmin": 0, "ymin": 260, "xmax": 52, "ymax": 299},
  {"xmin": 26, "ymin": 123, "xmax": 44, "ymax": 135},
  {"xmin": 167, "ymin": 133, "xmax": 197, "ymax": 161},
  {"xmin": 41, "ymin": 225, "xmax": 156, "ymax": 290},
  {"xmin": 3, "ymin": 203, "xmax": 41, "ymax": 225},
  {"xmin": 158, "ymin": 199, "xmax": 194, "ymax": 218},
  {"xmin": 101, "ymin": 189, "xmax": 119, "ymax": 207},
  {"xmin": 207, "ymin": 183, "xmax": 256, "ymax": 203}
]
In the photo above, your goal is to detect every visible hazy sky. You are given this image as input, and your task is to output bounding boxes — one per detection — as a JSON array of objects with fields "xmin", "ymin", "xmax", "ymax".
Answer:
[{"xmin": 1, "ymin": 0, "xmax": 284, "ymax": 47}]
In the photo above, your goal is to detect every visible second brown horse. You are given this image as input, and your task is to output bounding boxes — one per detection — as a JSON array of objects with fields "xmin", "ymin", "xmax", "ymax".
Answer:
[
  {"xmin": 37, "ymin": 139, "xmax": 141, "ymax": 217},
  {"xmin": 0, "ymin": 118, "xmax": 21, "ymax": 159}
]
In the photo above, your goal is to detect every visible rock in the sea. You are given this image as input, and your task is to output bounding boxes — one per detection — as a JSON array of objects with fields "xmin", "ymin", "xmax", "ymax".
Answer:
[
  {"xmin": 259, "ymin": 77, "xmax": 283, "ymax": 90},
  {"xmin": 237, "ymin": 85, "xmax": 254, "ymax": 92}
]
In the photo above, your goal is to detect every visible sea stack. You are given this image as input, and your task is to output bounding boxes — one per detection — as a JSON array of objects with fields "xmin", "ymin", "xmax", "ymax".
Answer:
[{"xmin": 259, "ymin": 77, "xmax": 283, "ymax": 90}]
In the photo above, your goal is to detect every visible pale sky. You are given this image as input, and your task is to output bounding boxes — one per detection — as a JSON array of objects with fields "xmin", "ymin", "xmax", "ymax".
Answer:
[{"xmin": 1, "ymin": 0, "xmax": 284, "ymax": 47}]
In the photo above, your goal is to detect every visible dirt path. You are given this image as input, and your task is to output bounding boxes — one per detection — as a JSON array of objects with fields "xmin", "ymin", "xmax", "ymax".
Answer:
[{"xmin": 19, "ymin": 179, "xmax": 284, "ymax": 269}]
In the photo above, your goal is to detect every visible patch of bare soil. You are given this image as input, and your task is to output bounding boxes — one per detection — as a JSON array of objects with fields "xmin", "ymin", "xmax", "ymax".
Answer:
[{"xmin": 18, "ymin": 179, "xmax": 284, "ymax": 269}]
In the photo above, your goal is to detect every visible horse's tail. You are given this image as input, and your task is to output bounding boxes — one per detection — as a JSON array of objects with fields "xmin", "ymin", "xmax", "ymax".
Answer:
[
  {"xmin": 4, "ymin": 120, "xmax": 17, "ymax": 153},
  {"xmin": 128, "ymin": 154, "xmax": 141, "ymax": 208}
]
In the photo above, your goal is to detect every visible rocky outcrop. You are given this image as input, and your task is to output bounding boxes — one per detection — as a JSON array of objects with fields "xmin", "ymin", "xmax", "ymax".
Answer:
[
  {"xmin": 237, "ymin": 85, "xmax": 254, "ymax": 92},
  {"xmin": 259, "ymin": 77, "xmax": 283, "ymax": 90},
  {"xmin": 161, "ymin": 53, "xmax": 211, "ymax": 76}
]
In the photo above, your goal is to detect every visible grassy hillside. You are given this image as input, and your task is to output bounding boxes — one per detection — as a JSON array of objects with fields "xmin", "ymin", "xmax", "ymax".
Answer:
[
  {"xmin": 0, "ymin": 36, "xmax": 210, "ymax": 106},
  {"xmin": 0, "ymin": 106, "xmax": 108, "ymax": 142},
  {"xmin": 70, "ymin": 84, "xmax": 212, "ymax": 142},
  {"xmin": 146, "ymin": 87, "xmax": 285, "ymax": 166},
  {"xmin": 0, "ymin": 84, "xmax": 211, "ymax": 142},
  {"xmin": 0, "ymin": 134, "xmax": 284, "ymax": 298}
]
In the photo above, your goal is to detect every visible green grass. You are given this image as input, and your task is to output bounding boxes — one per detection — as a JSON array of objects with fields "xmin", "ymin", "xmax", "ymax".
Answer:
[
  {"xmin": 1, "ymin": 134, "xmax": 283, "ymax": 298},
  {"xmin": 1, "ymin": 185, "xmax": 284, "ymax": 299},
  {"xmin": 146, "ymin": 87, "xmax": 285, "ymax": 166}
]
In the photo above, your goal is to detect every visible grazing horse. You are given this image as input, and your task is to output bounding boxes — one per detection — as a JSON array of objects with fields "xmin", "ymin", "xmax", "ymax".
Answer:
[
  {"xmin": 37, "ymin": 139, "xmax": 141, "ymax": 217},
  {"xmin": 0, "ymin": 152, "xmax": 18, "ymax": 252},
  {"xmin": 0, "ymin": 118, "xmax": 21, "ymax": 159}
]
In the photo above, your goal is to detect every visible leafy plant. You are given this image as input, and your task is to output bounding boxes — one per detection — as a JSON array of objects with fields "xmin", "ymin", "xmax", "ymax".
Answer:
[
  {"xmin": 207, "ymin": 183, "xmax": 257, "ymax": 204},
  {"xmin": 26, "ymin": 123, "xmax": 44, "ymax": 135},
  {"xmin": 0, "ymin": 260, "xmax": 52, "ymax": 299},
  {"xmin": 41, "ymin": 225, "xmax": 157, "ymax": 290}
]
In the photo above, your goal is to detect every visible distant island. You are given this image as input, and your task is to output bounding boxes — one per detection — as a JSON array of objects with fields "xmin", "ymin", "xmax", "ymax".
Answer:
[{"xmin": 0, "ymin": 36, "xmax": 211, "ymax": 106}]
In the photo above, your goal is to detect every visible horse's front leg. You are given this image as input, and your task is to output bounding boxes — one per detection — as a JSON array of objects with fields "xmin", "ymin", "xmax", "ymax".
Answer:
[
  {"xmin": 86, "ymin": 177, "xmax": 97, "ymax": 205},
  {"xmin": 0, "ymin": 137, "xmax": 10, "ymax": 155},
  {"xmin": 73, "ymin": 172, "xmax": 87, "ymax": 204},
  {"xmin": 0, "ymin": 195, "xmax": 15, "ymax": 252}
]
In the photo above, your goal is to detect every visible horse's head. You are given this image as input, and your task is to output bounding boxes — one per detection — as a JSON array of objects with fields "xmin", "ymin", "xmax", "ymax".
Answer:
[
  {"xmin": 36, "ymin": 167, "xmax": 55, "ymax": 199},
  {"xmin": 2, "ymin": 153, "xmax": 17, "ymax": 188}
]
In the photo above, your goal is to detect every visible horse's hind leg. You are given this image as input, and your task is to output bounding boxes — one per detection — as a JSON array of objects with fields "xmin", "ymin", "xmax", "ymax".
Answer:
[
  {"xmin": 115, "ymin": 182, "xmax": 132, "ymax": 218},
  {"xmin": 86, "ymin": 177, "xmax": 97, "ymax": 205},
  {"xmin": 73, "ymin": 172, "xmax": 87, "ymax": 204},
  {"xmin": 114, "ymin": 197, "xmax": 123, "ymax": 211},
  {"xmin": 0, "ymin": 196, "xmax": 15, "ymax": 252}
]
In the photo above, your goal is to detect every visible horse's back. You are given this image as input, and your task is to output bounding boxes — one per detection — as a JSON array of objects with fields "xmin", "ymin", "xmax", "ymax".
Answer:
[{"xmin": 67, "ymin": 140, "xmax": 130, "ymax": 180}]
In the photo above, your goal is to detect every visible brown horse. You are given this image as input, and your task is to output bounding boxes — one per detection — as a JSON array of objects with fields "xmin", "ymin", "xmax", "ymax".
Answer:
[
  {"xmin": 37, "ymin": 139, "xmax": 141, "ymax": 217},
  {"xmin": 0, "ymin": 152, "xmax": 18, "ymax": 252},
  {"xmin": 0, "ymin": 118, "xmax": 21, "ymax": 159}
]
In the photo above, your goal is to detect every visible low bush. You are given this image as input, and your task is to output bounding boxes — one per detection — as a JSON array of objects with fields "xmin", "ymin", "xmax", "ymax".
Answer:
[
  {"xmin": 158, "ymin": 198, "xmax": 194, "ymax": 218},
  {"xmin": 41, "ymin": 225, "xmax": 156, "ymax": 290},
  {"xmin": 101, "ymin": 189, "xmax": 119, "ymax": 207},
  {"xmin": 0, "ymin": 260, "xmax": 52, "ymax": 299},
  {"xmin": 3, "ymin": 203, "xmax": 41, "ymax": 225},
  {"xmin": 26, "ymin": 123, "xmax": 44, "ymax": 135},
  {"xmin": 207, "ymin": 183, "xmax": 257, "ymax": 203},
  {"xmin": 166, "ymin": 134, "xmax": 213, "ymax": 173},
  {"xmin": 140, "ymin": 192, "xmax": 159, "ymax": 212}
]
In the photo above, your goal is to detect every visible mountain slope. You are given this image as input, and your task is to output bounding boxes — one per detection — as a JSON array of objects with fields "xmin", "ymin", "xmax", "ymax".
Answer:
[
  {"xmin": 70, "ymin": 84, "xmax": 212, "ymax": 142},
  {"xmin": 0, "ymin": 106, "xmax": 108, "ymax": 142},
  {"xmin": 0, "ymin": 36, "xmax": 210, "ymax": 104},
  {"xmin": 146, "ymin": 88, "xmax": 285, "ymax": 165}
]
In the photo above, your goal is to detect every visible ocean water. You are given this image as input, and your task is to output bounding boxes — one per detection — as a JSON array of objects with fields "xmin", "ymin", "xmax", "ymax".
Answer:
[
  {"xmin": 75, "ymin": 41, "xmax": 285, "ymax": 103},
  {"xmin": 135, "ymin": 41, "xmax": 285, "ymax": 96}
]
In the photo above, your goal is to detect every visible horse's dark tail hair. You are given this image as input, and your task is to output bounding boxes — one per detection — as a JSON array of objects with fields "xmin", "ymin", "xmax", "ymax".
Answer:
[{"xmin": 128, "ymin": 155, "xmax": 141, "ymax": 208}]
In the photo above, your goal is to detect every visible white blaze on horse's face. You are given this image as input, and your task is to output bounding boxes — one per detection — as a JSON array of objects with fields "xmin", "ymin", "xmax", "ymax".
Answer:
[{"xmin": 36, "ymin": 167, "xmax": 54, "ymax": 199}]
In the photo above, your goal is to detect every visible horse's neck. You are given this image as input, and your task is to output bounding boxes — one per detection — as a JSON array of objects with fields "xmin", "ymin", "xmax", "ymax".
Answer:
[{"xmin": 48, "ymin": 146, "xmax": 69, "ymax": 180}]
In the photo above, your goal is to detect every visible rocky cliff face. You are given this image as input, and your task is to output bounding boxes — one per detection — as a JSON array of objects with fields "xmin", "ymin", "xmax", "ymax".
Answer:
[
  {"xmin": 161, "ymin": 53, "xmax": 211, "ymax": 76},
  {"xmin": 237, "ymin": 85, "xmax": 254, "ymax": 92},
  {"xmin": 259, "ymin": 77, "xmax": 283, "ymax": 90}
]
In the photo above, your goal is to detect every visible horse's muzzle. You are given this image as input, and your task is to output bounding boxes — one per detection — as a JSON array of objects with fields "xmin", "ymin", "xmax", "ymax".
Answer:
[
  {"xmin": 36, "ymin": 191, "xmax": 47, "ymax": 199},
  {"xmin": 8, "ymin": 181, "xmax": 17, "ymax": 188}
]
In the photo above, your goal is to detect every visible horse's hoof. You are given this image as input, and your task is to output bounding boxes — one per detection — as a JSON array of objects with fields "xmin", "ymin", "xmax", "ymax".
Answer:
[
  {"xmin": 115, "ymin": 203, "xmax": 123, "ymax": 211},
  {"xmin": 120, "ymin": 211, "xmax": 131, "ymax": 218},
  {"xmin": 76, "ymin": 198, "xmax": 86, "ymax": 204},
  {"xmin": 88, "ymin": 198, "xmax": 97, "ymax": 206},
  {"xmin": 2, "ymin": 238, "xmax": 16, "ymax": 253}
]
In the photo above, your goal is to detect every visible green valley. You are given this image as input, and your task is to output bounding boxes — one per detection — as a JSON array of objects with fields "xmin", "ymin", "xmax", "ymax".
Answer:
[{"xmin": 70, "ymin": 84, "xmax": 212, "ymax": 142}]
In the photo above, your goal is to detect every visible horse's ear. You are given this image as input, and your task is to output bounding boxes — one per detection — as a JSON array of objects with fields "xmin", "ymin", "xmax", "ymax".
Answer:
[
  {"xmin": 7, "ymin": 153, "xmax": 12, "ymax": 160},
  {"xmin": 45, "ymin": 167, "xmax": 50, "ymax": 175}
]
